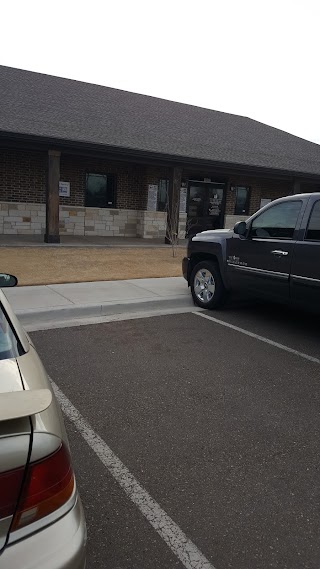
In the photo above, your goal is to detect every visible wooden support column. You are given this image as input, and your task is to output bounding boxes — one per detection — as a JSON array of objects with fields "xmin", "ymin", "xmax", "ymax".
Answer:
[
  {"xmin": 45, "ymin": 150, "xmax": 61, "ymax": 243},
  {"xmin": 165, "ymin": 166, "xmax": 182, "ymax": 244}
]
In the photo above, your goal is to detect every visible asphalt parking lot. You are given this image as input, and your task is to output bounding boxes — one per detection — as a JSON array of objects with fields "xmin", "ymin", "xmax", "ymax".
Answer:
[{"xmin": 31, "ymin": 302, "xmax": 320, "ymax": 569}]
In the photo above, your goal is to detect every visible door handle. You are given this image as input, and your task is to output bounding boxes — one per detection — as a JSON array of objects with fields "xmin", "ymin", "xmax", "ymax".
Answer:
[{"xmin": 271, "ymin": 250, "xmax": 289, "ymax": 257}]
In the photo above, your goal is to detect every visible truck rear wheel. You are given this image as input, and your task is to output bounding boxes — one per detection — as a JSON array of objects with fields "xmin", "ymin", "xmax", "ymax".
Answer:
[{"xmin": 190, "ymin": 260, "xmax": 226, "ymax": 309}]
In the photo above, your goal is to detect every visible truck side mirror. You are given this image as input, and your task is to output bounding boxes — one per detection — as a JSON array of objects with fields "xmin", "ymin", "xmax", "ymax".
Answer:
[
  {"xmin": 0, "ymin": 273, "xmax": 18, "ymax": 288},
  {"xmin": 233, "ymin": 221, "xmax": 247, "ymax": 236}
]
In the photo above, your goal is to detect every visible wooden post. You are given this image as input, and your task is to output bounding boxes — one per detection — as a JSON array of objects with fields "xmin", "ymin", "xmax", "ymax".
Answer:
[
  {"xmin": 165, "ymin": 167, "xmax": 182, "ymax": 244},
  {"xmin": 45, "ymin": 150, "xmax": 61, "ymax": 243}
]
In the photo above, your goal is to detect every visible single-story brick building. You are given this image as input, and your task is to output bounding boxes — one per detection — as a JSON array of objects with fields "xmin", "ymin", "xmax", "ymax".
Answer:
[{"xmin": 1, "ymin": 65, "xmax": 320, "ymax": 242}]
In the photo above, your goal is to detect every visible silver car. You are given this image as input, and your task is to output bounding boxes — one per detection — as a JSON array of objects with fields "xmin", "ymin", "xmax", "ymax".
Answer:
[{"xmin": 0, "ymin": 273, "xmax": 86, "ymax": 568}]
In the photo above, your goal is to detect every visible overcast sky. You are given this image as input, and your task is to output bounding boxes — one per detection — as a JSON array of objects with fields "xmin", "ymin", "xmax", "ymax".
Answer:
[{"xmin": 1, "ymin": 0, "xmax": 319, "ymax": 144}]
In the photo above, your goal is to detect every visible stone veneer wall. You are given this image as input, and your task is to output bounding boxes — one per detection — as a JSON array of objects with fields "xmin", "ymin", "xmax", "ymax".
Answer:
[
  {"xmin": 224, "ymin": 214, "xmax": 248, "ymax": 230},
  {"xmin": 0, "ymin": 202, "xmax": 46, "ymax": 235},
  {"xmin": 0, "ymin": 202, "xmax": 188, "ymax": 239},
  {"xmin": 137, "ymin": 211, "xmax": 167, "ymax": 239},
  {"xmin": 178, "ymin": 213, "xmax": 187, "ymax": 239},
  {"xmin": 64, "ymin": 207, "xmax": 139, "ymax": 237}
]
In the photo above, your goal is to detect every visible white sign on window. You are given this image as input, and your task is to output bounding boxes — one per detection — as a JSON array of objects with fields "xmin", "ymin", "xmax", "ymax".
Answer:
[
  {"xmin": 59, "ymin": 181, "xmax": 70, "ymax": 197},
  {"xmin": 147, "ymin": 184, "xmax": 158, "ymax": 211},
  {"xmin": 260, "ymin": 198, "xmax": 271, "ymax": 209}
]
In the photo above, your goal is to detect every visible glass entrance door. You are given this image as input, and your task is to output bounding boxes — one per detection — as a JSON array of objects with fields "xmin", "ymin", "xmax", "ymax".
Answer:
[{"xmin": 186, "ymin": 182, "xmax": 226, "ymax": 237}]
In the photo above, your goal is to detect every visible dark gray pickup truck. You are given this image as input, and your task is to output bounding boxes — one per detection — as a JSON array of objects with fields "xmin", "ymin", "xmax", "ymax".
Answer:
[{"xmin": 183, "ymin": 193, "xmax": 320, "ymax": 312}]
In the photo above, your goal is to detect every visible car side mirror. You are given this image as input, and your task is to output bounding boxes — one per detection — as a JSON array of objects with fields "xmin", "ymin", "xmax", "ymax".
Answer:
[
  {"xmin": 0, "ymin": 273, "xmax": 18, "ymax": 287},
  {"xmin": 233, "ymin": 221, "xmax": 247, "ymax": 236}
]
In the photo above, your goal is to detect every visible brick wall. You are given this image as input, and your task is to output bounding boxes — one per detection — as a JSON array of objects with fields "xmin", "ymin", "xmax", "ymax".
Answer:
[
  {"xmin": 60, "ymin": 155, "xmax": 157, "ymax": 210},
  {"xmin": 0, "ymin": 148, "xmax": 172, "ymax": 211},
  {"xmin": 0, "ymin": 147, "xmax": 301, "ymax": 225},
  {"xmin": 225, "ymin": 176, "xmax": 292, "ymax": 217},
  {"xmin": 0, "ymin": 149, "xmax": 46, "ymax": 203}
]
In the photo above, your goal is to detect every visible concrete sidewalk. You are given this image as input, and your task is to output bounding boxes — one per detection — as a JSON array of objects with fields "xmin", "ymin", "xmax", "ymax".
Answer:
[{"xmin": 3, "ymin": 277, "xmax": 193, "ymax": 327}]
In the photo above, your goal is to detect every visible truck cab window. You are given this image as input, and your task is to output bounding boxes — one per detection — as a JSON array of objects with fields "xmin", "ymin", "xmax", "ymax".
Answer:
[{"xmin": 251, "ymin": 201, "xmax": 302, "ymax": 239}]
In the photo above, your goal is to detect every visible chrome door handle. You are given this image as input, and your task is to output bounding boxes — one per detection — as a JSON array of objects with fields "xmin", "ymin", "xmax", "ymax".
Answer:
[{"xmin": 271, "ymin": 250, "xmax": 289, "ymax": 256}]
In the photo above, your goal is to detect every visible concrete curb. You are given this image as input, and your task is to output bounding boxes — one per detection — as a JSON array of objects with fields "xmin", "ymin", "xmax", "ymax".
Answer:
[{"xmin": 16, "ymin": 295, "xmax": 194, "ymax": 326}]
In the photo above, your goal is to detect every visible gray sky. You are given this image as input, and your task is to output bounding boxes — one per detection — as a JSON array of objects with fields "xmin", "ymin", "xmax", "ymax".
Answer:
[{"xmin": 2, "ymin": 0, "xmax": 319, "ymax": 144}]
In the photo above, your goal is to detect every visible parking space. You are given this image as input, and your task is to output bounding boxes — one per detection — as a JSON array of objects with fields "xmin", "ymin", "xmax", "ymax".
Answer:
[{"xmin": 31, "ymin": 304, "xmax": 320, "ymax": 569}]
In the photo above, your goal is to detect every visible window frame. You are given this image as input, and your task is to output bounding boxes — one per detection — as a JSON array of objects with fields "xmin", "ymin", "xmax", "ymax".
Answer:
[
  {"xmin": 234, "ymin": 186, "xmax": 251, "ymax": 216},
  {"xmin": 85, "ymin": 173, "xmax": 116, "ymax": 209},
  {"xmin": 304, "ymin": 199, "xmax": 320, "ymax": 242},
  {"xmin": 249, "ymin": 200, "xmax": 303, "ymax": 240}
]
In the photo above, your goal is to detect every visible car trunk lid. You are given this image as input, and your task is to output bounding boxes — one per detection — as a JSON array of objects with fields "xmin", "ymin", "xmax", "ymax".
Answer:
[{"xmin": 0, "ymin": 358, "xmax": 31, "ymax": 551}]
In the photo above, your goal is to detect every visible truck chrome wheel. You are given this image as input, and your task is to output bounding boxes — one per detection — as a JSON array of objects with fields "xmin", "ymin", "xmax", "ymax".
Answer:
[{"xmin": 193, "ymin": 269, "xmax": 216, "ymax": 303}]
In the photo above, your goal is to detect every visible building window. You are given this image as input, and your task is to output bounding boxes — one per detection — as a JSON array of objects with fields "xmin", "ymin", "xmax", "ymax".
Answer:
[
  {"xmin": 85, "ymin": 173, "xmax": 116, "ymax": 208},
  {"xmin": 234, "ymin": 186, "xmax": 250, "ymax": 215},
  {"xmin": 158, "ymin": 179, "xmax": 169, "ymax": 211},
  {"xmin": 305, "ymin": 200, "xmax": 320, "ymax": 241}
]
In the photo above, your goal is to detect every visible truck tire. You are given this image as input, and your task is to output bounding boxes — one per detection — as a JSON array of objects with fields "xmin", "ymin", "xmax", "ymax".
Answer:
[{"xmin": 190, "ymin": 260, "xmax": 226, "ymax": 309}]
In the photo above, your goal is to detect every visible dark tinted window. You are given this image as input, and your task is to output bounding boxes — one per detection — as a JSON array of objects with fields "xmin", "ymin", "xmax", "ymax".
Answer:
[
  {"xmin": 0, "ymin": 304, "xmax": 22, "ymax": 360},
  {"xmin": 251, "ymin": 201, "xmax": 302, "ymax": 239},
  {"xmin": 188, "ymin": 185, "xmax": 206, "ymax": 217},
  {"xmin": 234, "ymin": 187, "xmax": 250, "ymax": 215},
  {"xmin": 305, "ymin": 200, "xmax": 320, "ymax": 241},
  {"xmin": 85, "ymin": 174, "xmax": 116, "ymax": 208}
]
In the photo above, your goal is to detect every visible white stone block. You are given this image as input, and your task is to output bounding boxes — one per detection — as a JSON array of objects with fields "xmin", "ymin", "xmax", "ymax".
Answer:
[{"xmin": 4, "ymin": 216, "xmax": 22, "ymax": 223}]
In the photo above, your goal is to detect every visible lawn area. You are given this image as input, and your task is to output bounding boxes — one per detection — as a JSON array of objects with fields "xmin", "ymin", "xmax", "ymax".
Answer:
[{"xmin": 0, "ymin": 247, "xmax": 185, "ymax": 286}]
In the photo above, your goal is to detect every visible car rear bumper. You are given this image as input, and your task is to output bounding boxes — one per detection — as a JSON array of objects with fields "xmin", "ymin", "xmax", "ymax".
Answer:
[
  {"xmin": 182, "ymin": 257, "xmax": 190, "ymax": 282},
  {"xmin": 1, "ymin": 495, "xmax": 86, "ymax": 569}
]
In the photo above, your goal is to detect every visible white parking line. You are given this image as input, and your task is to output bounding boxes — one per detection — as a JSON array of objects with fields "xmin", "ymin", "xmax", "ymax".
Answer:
[
  {"xmin": 51, "ymin": 380, "xmax": 216, "ymax": 569},
  {"xmin": 194, "ymin": 312, "xmax": 320, "ymax": 365}
]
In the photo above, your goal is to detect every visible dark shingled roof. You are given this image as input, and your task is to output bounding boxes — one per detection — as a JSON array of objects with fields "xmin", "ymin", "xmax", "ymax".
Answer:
[{"xmin": 1, "ymin": 65, "xmax": 320, "ymax": 177}]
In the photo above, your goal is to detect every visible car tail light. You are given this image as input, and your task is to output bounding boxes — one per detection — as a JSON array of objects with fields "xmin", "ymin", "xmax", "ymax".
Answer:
[
  {"xmin": 12, "ymin": 442, "xmax": 74, "ymax": 530},
  {"xmin": 0, "ymin": 467, "xmax": 25, "ymax": 520}
]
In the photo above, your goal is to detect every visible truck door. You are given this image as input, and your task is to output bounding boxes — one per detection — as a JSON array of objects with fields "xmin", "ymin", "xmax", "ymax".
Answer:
[
  {"xmin": 227, "ymin": 199, "xmax": 304, "ymax": 302},
  {"xmin": 291, "ymin": 197, "xmax": 320, "ymax": 310}
]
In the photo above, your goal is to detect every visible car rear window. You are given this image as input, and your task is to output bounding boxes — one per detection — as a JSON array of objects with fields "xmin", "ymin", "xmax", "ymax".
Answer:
[{"xmin": 0, "ymin": 304, "xmax": 23, "ymax": 360}]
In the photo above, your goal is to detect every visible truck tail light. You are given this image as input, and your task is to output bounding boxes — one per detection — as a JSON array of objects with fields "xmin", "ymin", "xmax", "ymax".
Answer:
[{"xmin": 12, "ymin": 443, "xmax": 74, "ymax": 530}]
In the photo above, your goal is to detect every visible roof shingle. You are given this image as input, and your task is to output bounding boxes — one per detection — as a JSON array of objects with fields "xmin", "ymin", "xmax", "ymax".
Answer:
[{"xmin": 1, "ymin": 65, "xmax": 320, "ymax": 176}]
